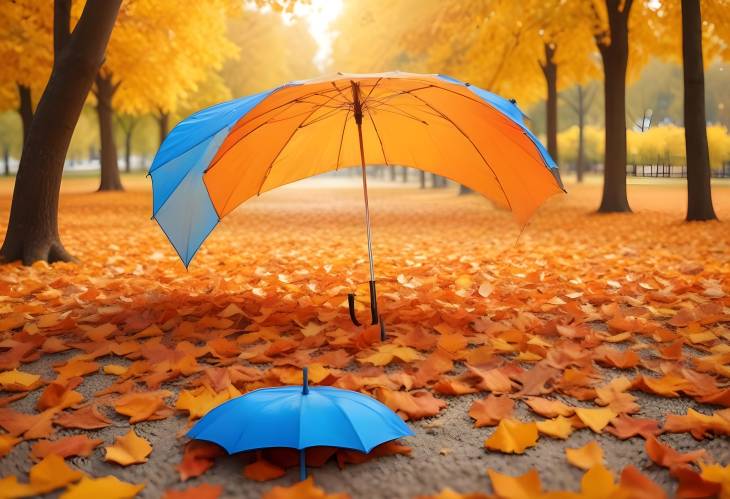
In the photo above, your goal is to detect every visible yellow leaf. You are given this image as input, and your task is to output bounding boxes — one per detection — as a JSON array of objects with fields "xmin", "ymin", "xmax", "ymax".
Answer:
[
  {"xmin": 60, "ymin": 476, "xmax": 144, "ymax": 499},
  {"xmin": 535, "ymin": 416, "xmax": 574, "ymax": 439},
  {"xmin": 580, "ymin": 465, "xmax": 618, "ymax": 498},
  {"xmin": 0, "ymin": 433, "xmax": 21, "ymax": 458},
  {"xmin": 0, "ymin": 369, "xmax": 41, "ymax": 389},
  {"xmin": 574, "ymin": 407, "xmax": 616, "ymax": 433},
  {"xmin": 262, "ymin": 476, "xmax": 349, "ymax": 499},
  {"xmin": 176, "ymin": 385, "xmax": 239, "ymax": 420},
  {"xmin": 358, "ymin": 344, "xmax": 422, "ymax": 366},
  {"xmin": 486, "ymin": 468, "xmax": 542, "ymax": 499},
  {"xmin": 565, "ymin": 441, "xmax": 604, "ymax": 470},
  {"xmin": 29, "ymin": 454, "xmax": 84, "ymax": 494},
  {"xmin": 104, "ymin": 430, "xmax": 152, "ymax": 466},
  {"xmin": 484, "ymin": 419, "xmax": 539, "ymax": 454}
]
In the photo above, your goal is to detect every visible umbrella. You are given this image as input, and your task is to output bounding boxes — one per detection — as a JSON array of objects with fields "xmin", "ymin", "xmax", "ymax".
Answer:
[
  {"xmin": 187, "ymin": 367, "xmax": 414, "ymax": 480},
  {"xmin": 149, "ymin": 72, "xmax": 564, "ymax": 338}
]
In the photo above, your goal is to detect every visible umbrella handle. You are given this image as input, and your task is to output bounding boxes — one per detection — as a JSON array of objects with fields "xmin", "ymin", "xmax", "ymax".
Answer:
[
  {"xmin": 300, "ymin": 449, "xmax": 306, "ymax": 481},
  {"xmin": 368, "ymin": 280, "xmax": 379, "ymax": 325},
  {"xmin": 347, "ymin": 293, "xmax": 361, "ymax": 326}
]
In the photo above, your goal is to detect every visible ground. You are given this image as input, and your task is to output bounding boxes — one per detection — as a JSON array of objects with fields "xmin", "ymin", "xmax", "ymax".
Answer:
[{"xmin": 0, "ymin": 173, "xmax": 729, "ymax": 499}]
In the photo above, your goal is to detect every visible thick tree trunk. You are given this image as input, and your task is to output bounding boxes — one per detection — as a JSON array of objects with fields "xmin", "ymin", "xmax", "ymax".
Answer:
[
  {"xmin": 17, "ymin": 84, "xmax": 33, "ymax": 148},
  {"xmin": 419, "ymin": 170, "xmax": 426, "ymax": 189},
  {"xmin": 96, "ymin": 73, "xmax": 123, "ymax": 191},
  {"xmin": 541, "ymin": 43, "xmax": 559, "ymax": 163},
  {"xmin": 0, "ymin": 0, "xmax": 121, "ymax": 265},
  {"xmin": 576, "ymin": 86, "xmax": 586, "ymax": 183},
  {"xmin": 597, "ymin": 0, "xmax": 632, "ymax": 213},
  {"xmin": 158, "ymin": 111, "xmax": 169, "ymax": 146},
  {"xmin": 682, "ymin": 0, "xmax": 716, "ymax": 221}
]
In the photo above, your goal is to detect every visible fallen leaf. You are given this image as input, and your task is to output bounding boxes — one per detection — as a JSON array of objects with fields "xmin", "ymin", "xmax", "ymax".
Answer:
[
  {"xmin": 574, "ymin": 407, "xmax": 616, "ymax": 433},
  {"xmin": 243, "ymin": 459, "xmax": 286, "ymax": 481},
  {"xmin": 486, "ymin": 468, "xmax": 542, "ymax": 499},
  {"xmin": 163, "ymin": 484, "xmax": 223, "ymax": 499},
  {"xmin": 565, "ymin": 441, "xmax": 603, "ymax": 470},
  {"xmin": 60, "ymin": 475, "xmax": 145, "ymax": 499},
  {"xmin": 468, "ymin": 395, "xmax": 514, "ymax": 427},
  {"xmin": 484, "ymin": 419, "xmax": 539, "ymax": 454},
  {"xmin": 262, "ymin": 476, "xmax": 350, "ymax": 499},
  {"xmin": 104, "ymin": 429, "xmax": 152, "ymax": 466},
  {"xmin": 31, "ymin": 434, "xmax": 103, "ymax": 461}
]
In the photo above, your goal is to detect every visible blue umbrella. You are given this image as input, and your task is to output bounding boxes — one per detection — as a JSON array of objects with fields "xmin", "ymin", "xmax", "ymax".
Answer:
[{"xmin": 187, "ymin": 367, "xmax": 414, "ymax": 480}]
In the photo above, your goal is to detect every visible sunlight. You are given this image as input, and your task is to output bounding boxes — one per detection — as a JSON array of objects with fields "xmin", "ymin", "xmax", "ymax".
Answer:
[{"xmin": 293, "ymin": 0, "xmax": 343, "ymax": 72}]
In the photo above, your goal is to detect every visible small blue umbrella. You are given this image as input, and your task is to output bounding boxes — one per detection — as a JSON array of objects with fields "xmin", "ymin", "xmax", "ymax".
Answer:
[{"xmin": 187, "ymin": 367, "xmax": 414, "ymax": 480}]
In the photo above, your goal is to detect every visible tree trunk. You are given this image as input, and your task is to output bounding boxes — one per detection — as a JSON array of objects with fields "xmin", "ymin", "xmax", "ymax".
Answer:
[
  {"xmin": 401, "ymin": 166, "xmax": 407, "ymax": 182},
  {"xmin": 541, "ymin": 43, "xmax": 559, "ymax": 163},
  {"xmin": 96, "ymin": 73, "xmax": 123, "ymax": 191},
  {"xmin": 389, "ymin": 165, "xmax": 396, "ymax": 181},
  {"xmin": 597, "ymin": 0, "xmax": 632, "ymax": 213},
  {"xmin": 124, "ymin": 127, "xmax": 132, "ymax": 173},
  {"xmin": 158, "ymin": 111, "xmax": 169, "ymax": 146},
  {"xmin": 0, "ymin": 0, "xmax": 121, "ymax": 265},
  {"xmin": 419, "ymin": 170, "xmax": 426, "ymax": 189},
  {"xmin": 576, "ymin": 86, "xmax": 586, "ymax": 183},
  {"xmin": 3, "ymin": 145, "xmax": 9, "ymax": 176},
  {"xmin": 682, "ymin": 0, "xmax": 716, "ymax": 221},
  {"xmin": 17, "ymin": 84, "xmax": 33, "ymax": 148}
]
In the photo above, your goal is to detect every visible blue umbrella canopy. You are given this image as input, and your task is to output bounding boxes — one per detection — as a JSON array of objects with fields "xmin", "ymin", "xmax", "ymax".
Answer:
[{"xmin": 187, "ymin": 368, "xmax": 413, "ymax": 479}]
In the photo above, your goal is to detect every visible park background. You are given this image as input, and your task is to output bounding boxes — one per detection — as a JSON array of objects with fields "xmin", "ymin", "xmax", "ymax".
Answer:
[{"xmin": 0, "ymin": 1, "xmax": 729, "ymax": 499}]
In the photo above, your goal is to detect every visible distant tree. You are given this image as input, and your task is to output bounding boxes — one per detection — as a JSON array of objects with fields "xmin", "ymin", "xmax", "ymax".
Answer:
[
  {"xmin": 0, "ymin": 2, "xmax": 53, "ymax": 147},
  {"xmin": 561, "ymin": 83, "xmax": 599, "ymax": 182},
  {"xmin": 93, "ymin": 0, "xmax": 240, "ymax": 191},
  {"xmin": 0, "ymin": 0, "xmax": 121, "ymax": 265}
]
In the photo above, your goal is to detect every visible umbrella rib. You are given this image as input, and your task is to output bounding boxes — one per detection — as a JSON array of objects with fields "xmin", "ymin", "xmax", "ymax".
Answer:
[
  {"xmin": 334, "ymin": 109, "xmax": 351, "ymax": 171},
  {"xmin": 366, "ymin": 109, "xmax": 389, "ymax": 166},
  {"xmin": 404, "ymin": 92, "xmax": 513, "ymax": 212},
  {"xmin": 328, "ymin": 397, "xmax": 367, "ymax": 452},
  {"xmin": 254, "ymin": 97, "xmax": 338, "ymax": 197}
]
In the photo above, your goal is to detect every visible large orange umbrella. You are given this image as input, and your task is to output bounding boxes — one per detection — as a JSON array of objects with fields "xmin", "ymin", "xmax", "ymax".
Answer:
[{"xmin": 149, "ymin": 72, "xmax": 564, "ymax": 338}]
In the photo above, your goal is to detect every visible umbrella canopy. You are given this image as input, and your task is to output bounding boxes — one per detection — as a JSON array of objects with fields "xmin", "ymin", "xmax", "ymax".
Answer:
[
  {"xmin": 187, "ymin": 368, "xmax": 414, "ymax": 479},
  {"xmin": 149, "ymin": 72, "xmax": 563, "ymax": 267}
]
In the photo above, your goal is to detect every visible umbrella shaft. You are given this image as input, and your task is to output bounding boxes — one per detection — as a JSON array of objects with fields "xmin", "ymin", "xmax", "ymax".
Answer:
[{"xmin": 357, "ymin": 121, "xmax": 376, "ymax": 283}]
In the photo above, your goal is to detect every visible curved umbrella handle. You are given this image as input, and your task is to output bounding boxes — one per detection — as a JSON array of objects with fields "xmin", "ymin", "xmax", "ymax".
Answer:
[
  {"xmin": 347, "ymin": 293, "xmax": 361, "ymax": 326},
  {"xmin": 369, "ymin": 280, "xmax": 379, "ymax": 325}
]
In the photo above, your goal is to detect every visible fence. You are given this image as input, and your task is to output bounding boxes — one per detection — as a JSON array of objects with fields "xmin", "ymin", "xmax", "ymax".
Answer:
[{"xmin": 626, "ymin": 155, "xmax": 730, "ymax": 178}]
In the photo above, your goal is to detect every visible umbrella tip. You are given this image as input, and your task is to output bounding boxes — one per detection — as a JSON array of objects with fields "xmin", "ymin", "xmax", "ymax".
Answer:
[{"xmin": 302, "ymin": 367, "xmax": 309, "ymax": 395}]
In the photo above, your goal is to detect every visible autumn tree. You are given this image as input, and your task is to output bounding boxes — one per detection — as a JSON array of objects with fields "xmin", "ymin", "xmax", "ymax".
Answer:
[
  {"xmin": 0, "ymin": 2, "xmax": 53, "ymax": 147},
  {"xmin": 654, "ymin": 0, "xmax": 729, "ymax": 220},
  {"xmin": 93, "ymin": 0, "xmax": 239, "ymax": 191},
  {"xmin": 0, "ymin": 0, "xmax": 121, "ymax": 265}
]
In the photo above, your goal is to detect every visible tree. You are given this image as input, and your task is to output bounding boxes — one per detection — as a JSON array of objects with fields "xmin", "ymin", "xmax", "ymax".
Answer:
[
  {"xmin": 561, "ymin": 83, "xmax": 599, "ymax": 182},
  {"xmin": 653, "ymin": 0, "xmax": 729, "ymax": 219},
  {"xmin": 93, "ymin": 0, "xmax": 240, "ymax": 191},
  {"xmin": 0, "ymin": 0, "xmax": 122, "ymax": 265},
  {"xmin": 0, "ymin": 2, "xmax": 53, "ymax": 148},
  {"xmin": 682, "ymin": 0, "xmax": 717, "ymax": 221}
]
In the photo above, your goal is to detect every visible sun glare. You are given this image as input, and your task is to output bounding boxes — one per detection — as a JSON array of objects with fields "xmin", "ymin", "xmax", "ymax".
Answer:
[{"xmin": 294, "ymin": 0, "xmax": 343, "ymax": 72}]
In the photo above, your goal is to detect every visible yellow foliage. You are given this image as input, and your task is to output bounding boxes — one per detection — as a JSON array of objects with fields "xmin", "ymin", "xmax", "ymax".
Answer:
[{"xmin": 557, "ymin": 125, "xmax": 605, "ymax": 165}]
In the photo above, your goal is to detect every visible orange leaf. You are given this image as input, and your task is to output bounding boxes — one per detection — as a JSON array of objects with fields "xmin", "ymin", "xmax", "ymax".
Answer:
[
  {"xmin": 618, "ymin": 465, "xmax": 667, "ymax": 499},
  {"xmin": 104, "ymin": 429, "xmax": 152, "ymax": 466},
  {"xmin": 486, "ymin": 468, "xmax": 542, "ymax": 499},
  {"xmin": 574, "ymin": 407, "xmax": 616, "ymax": 433},
  {"xmin": 468, "ymin": 395, "xmax": 514, "ymax": 427},
  {"xmin": 163, "ymin": 484, "xmax": 223, "ymax": 499},
  {"xmin": 243, "ymin": 459, "xmax": 286, "ymax": 481},
  {"xmin": 178, "ymin": 440, "xmax": 225, "ymax": 481},
  {"xmin": 484, "ymin": 419, "xmax": 538, "ymax": 454},
  {"xmin": 31, "ymin": 434, "xmax": 103, "ymax": 461},
  {"xmin": 644, "ymin": 435, "xmax": 706, "ymax": 470},
  {"xmin": 565, "ymin": 440, "xmax": 604, "ymax": 470},
  {"xmin": 55, "ymin": 404, "xmax": 112, "ymax": 430},
  {"xmin": 262, "ymin": 476, "xmax": 350, "ymax": 499}
]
